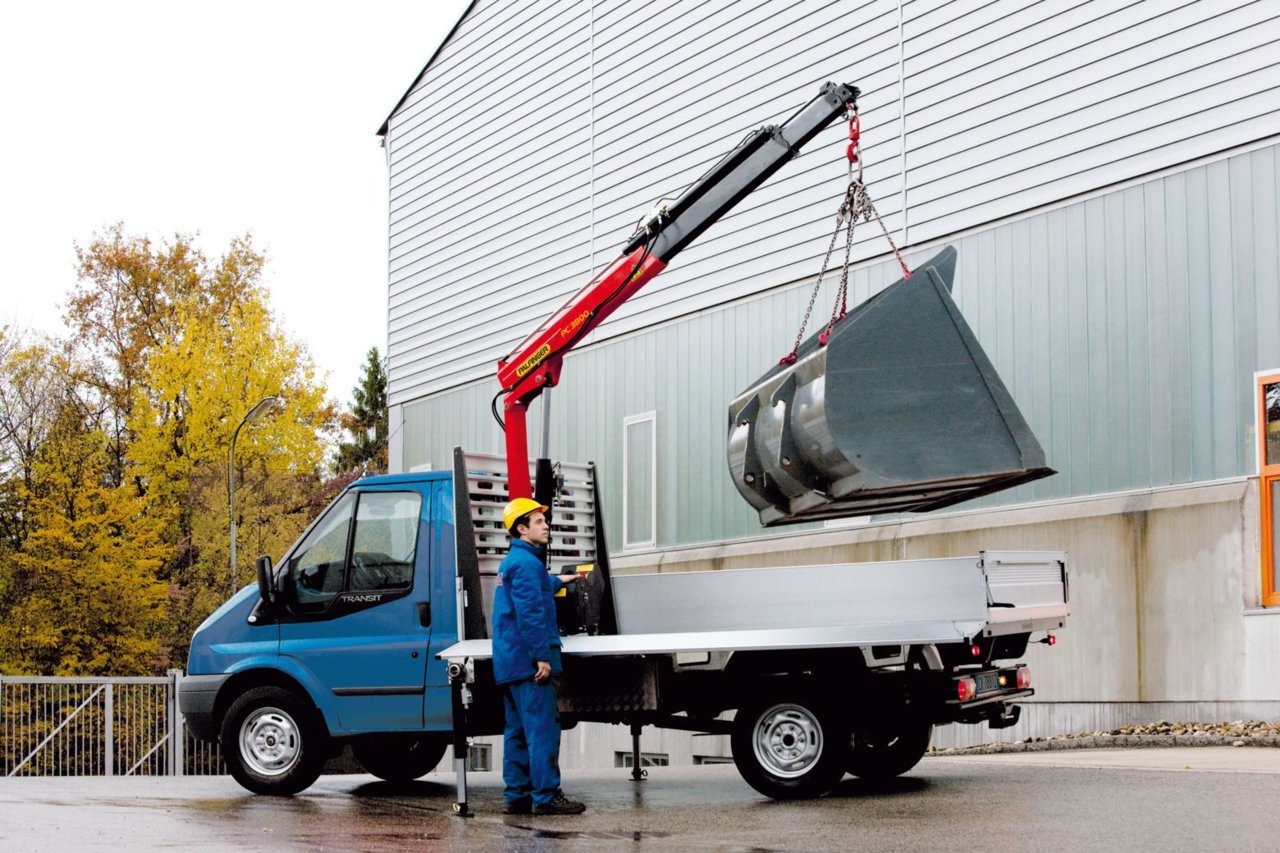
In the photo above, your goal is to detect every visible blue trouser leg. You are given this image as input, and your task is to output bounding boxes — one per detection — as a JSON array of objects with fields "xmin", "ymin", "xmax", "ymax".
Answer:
[
  {"xmin": 505, "ymin": 679, "xmax": 562, "ymax": 805},
  {"xmin": 502, "ymin": 686, "xmax": 531, "ymax": 804}
]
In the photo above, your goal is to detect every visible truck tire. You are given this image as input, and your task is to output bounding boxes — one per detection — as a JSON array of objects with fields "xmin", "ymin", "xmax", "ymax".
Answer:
[
  {"xmin": 353, "ymin": 736, "xmax": 448, "ymax": 782},
  {"xmin": 221, "ymin": 686, "xmax": 327, "ymax": 796},
  {"xmin": 846, "ymin": 719, "xmax": 932, "ymax": 780},
  {"xmin": 731, "ymin": 692, "xmax": 848, "ymax": 800}
]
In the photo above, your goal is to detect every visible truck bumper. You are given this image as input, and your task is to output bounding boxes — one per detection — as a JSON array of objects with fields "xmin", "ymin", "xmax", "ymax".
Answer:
[{"xmin": 178, "ymin": 673, "xmax": 229, "ymax": 742}]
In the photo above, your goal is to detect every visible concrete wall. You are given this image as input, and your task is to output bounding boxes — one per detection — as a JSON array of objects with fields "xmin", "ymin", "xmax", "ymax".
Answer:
[
  {"xmin": 454, "ymin": 477, "xmax": 1280, "ymax": 767},
  {"xmin": 611, "ymin": 476, "xmax": 1276, "ymax": 705}
]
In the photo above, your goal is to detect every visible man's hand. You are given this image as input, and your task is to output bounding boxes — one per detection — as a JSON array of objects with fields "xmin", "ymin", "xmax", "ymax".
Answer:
[
  {"xmin": 558, "ymin": 572, "xmax": 579, "ymax": 585},
  {"xmin": 534, "ymin": 661, "xmax": 552, "ymax": 684}
]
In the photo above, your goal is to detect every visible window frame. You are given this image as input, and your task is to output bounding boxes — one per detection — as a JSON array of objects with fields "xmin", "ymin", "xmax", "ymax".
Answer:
[
  {"xmin": 1258, "ymin": 371, "xmax": 1280, "ymax": 607},
  {"xmin": 278, "ymin": 487, "xmax": 423, "ymax": 619},
  {"xmin": 622, "ymin": 411, "xmax": 658, "ymax": 552}
]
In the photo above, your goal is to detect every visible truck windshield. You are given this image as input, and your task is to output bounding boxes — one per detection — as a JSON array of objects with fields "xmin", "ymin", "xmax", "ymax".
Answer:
[{"xmin": 286, "ymin": 492, "xmax": 356, "ymax": 608}]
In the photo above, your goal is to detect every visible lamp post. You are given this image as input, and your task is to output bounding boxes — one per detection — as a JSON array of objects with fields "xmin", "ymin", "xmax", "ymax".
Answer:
[{"xmin": 229, "ymin": 396, "xmax": 281, "ymax": 594}]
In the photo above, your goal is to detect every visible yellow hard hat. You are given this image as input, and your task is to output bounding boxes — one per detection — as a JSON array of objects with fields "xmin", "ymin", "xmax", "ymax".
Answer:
[{"xmin": 503, "ymin": 497, "xmax": 549, "ymax": 531}]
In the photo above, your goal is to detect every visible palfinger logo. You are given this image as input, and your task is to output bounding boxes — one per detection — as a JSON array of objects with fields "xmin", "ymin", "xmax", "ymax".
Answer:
[{"xmin": 516, "ymin": 344, "xmax": 552, "ymax": 378}]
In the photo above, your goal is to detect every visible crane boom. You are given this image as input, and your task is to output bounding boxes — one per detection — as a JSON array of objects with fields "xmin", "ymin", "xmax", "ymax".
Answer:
[{"xmin": 498, "ymin": 81, "xmax": 860, "ymax": 499}]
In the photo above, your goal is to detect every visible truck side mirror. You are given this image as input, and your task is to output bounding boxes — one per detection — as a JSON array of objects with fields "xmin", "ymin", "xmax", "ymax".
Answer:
[{"xmin": 256, "ymin": 555, "xmax": 276, "ymax": 607}]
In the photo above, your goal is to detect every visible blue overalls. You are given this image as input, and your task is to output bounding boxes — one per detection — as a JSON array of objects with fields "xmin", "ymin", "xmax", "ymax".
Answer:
[{"xmin": 491, "ymin": 538, "xmax": 566, "ymax": 808}]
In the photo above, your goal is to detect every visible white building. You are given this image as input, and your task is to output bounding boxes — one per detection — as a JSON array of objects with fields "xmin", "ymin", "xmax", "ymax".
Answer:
[{"xmin": 380, "ymin": 0, "xmax": 1280, "ymax": 764}]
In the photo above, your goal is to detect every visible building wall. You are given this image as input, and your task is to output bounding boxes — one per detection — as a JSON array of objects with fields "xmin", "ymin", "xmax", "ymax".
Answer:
[
  {"xmin": 383, "ymin": 0, "xmax": 1280, "ymax": 407},
  {"xmin": 393, "ymin": 141, "xmax": 1280, "ymax": 549},
  {"xmin": 382, "ymin": 1, "xmax": 1280, "ymax": 750}
]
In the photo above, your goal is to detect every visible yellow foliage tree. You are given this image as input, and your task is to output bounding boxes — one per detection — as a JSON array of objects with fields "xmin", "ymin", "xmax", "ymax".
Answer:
[
  {"xmin": 121, "ymin": 236, "xmax": 336, "ymax": 662},
  {"xmin": 0, "ymin": 409, "xmax": 167, "ymax": 675}
]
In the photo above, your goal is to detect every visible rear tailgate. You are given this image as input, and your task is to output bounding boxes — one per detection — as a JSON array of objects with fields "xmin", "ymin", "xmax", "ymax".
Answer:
[{"xmin": 979, "ymin": 550, "xmax": 1069, "ymax": 637}]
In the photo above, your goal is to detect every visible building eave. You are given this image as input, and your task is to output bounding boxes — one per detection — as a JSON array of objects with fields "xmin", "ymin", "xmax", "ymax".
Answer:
[{"xmin": 376, "ymin": 0, "xmax": 478, "ymax": 138}]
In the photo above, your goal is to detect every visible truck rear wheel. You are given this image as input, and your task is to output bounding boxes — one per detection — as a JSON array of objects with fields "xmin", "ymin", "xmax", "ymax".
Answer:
[
  {"xmin": 353, "ymin": 736, "xmax": 448, "ymax": 782},
  {"xmin": 731, "ymin": 692, "xmax": 847, "ymax": 799},
  {"xmin": 846, "ymin": 719, "xmax": 932, "ymax": 780},
  {"xmin": 221, "ymin": 686, "xmax": 327, "ymax": 796}
]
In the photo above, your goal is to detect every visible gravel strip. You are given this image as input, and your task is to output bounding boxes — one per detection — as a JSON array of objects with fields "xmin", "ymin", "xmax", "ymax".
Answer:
[{"xmin": 930, "ymin": 721, "xmax": 1280, "ymax": 756}]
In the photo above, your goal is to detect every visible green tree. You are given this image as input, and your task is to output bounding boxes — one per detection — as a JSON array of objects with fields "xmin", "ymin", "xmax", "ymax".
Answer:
[
  {"xmin": 0, "ymin": 403, "xmax": 167, "ymax": 675},
  {"xmin": 335, "ymin": 346, "xmax": 388, "ymax": 474}
]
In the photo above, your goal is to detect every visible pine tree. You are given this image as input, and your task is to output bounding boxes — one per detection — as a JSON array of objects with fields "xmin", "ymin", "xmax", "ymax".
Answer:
[{"xmin": 335, "ymin": 347, "xmax": 388, "ymax": 474}]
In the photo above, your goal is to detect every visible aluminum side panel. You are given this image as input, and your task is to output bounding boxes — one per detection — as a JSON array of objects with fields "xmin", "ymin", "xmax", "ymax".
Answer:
[{"xmin": 611, "ymin": 558, "xmax": 987, "ymax": 634}]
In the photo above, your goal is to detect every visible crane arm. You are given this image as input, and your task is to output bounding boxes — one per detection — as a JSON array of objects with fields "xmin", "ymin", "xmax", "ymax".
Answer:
[{"xmin": 498, "ymin": 81, "xmax": 860, "ymax": 499}]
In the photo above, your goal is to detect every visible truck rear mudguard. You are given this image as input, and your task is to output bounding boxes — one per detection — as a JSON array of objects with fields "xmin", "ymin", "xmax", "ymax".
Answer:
[{"xmin": 728, "ymin": 245, "xmax": 1054, "ymax": 525}]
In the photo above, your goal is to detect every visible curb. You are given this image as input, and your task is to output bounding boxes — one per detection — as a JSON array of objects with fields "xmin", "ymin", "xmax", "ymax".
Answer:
[{"xmin": 929, "ymin": 736, "xmax": 1280, "ymax": 756}]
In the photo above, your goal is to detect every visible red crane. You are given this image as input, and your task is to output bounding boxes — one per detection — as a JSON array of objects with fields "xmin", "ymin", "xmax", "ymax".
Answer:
[{"xmin": 496, "ymin": 82, "xmax": 860, "ymax": 500}]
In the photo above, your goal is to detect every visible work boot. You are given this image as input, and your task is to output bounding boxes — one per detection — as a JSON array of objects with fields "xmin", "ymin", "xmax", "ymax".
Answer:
[
  {"xmin": 533, "ymin": 792, "xmax": 586, "ymax": 815},
  {"xmin": 502, "ymin": 797, "xmax": 532, "ymax": 815}
]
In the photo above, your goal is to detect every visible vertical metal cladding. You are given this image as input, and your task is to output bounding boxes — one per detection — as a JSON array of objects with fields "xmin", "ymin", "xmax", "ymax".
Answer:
[{"xmin": 727, "ymin": 246, "xmax": 1055, "ymax": 526}]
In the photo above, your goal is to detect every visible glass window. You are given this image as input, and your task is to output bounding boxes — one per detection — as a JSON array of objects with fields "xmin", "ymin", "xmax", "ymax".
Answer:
[
  {"xmin": 286, "ymin": 492, "xmax": 355, "ymax": 608},
  {"xmin": 614, "ymin": 751, "xmax": 669, "ymax": 768},
  {"xmin": 1259, "ymin": 373, "xmax": 1280, "ymax": 607},
  {"xmin": 349, "ymin": 492, "xmax": 422, "ymax": 592},
  {"xmin": 624, "ymin": 413, "xmax": 656, "ymax": 550},
  {"xmin": 1266, "ymin": 382, "xmax": 1280, "ymax": 467},
  {"xmin": 1272, "ymin": 481, "xmax": 1280, "ymax": 590}
]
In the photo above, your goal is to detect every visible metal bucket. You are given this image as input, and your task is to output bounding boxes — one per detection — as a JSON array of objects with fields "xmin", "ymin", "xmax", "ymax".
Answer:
[{"xmin": 727, "ymin": 246, "xmax": 1054, "ymax": 526}]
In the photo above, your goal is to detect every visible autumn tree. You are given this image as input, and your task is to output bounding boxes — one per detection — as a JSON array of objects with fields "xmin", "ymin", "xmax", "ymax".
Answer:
[
  {"xmin": 67, "ymin": 228, "xmax": 337, "ymax": 666},
  {"xmin": 0, "ymin": 228, "xmax": 338, "ymax": 674},
  {"xmin": 0, "ymin": 402, "xmax": 167, "ymax": 675},
  {"xmin": 335, "ymin": 346, "xmax": 388, "ymax": 474},
  {"xmin": 66, "ymin": 225, "xmax": 203, "ymax": 489}
]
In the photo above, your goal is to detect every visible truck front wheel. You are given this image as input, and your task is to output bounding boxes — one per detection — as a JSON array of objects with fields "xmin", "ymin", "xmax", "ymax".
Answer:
[
  {"xmin": 731, "ymin": 693, "xmax": 847, "ymax": 799},
  {"xmin": 221, "ymin": 686, "xmax": 327, "ymax": 796},
  {"xmin": 846, "ymin": 719, "xmax": 932, "ymax": 780},
  {"xmin": 353, "ymin": 736, "xmax": 448, "ymax": 782}
]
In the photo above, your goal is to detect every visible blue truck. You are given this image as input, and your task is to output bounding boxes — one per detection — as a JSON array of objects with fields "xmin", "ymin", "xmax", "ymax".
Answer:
[
  {"xmin": 180, "ymin": 451, "xmax": 1069, "ymax": 806},
  {"xmin": 181, "ymin": 82, "xmax": 1069, "ymax": 807}
]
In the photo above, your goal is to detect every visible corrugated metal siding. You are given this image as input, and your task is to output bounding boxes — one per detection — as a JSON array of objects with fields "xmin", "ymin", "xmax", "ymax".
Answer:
[
  {"xmin": 385, "ymin": 0, "xmax": 1280, "ymax": 406},
  {"xmin": 902, "ymin": 0, "xmax": 1280, "ymax": 244},
  {"xmin": 399, "ymin": 143, "xmax": 1280, "ymax": 549}
]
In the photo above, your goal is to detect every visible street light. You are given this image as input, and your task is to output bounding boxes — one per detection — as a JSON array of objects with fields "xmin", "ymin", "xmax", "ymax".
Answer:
[{"xmin": 229, "ymin": 396, "xmax": 282, "ymax": 594}]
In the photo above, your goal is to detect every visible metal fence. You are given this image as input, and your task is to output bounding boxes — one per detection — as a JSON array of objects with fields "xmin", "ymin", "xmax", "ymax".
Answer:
[{"xmin": 0, "ymin": 672, "xmax": 224, "ymax": 777}]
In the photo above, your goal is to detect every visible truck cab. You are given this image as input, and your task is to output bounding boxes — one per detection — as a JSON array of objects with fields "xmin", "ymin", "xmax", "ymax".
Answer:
[{"xmin": 180, "ymin": 471, "xmax": 461, "ymax": 794}]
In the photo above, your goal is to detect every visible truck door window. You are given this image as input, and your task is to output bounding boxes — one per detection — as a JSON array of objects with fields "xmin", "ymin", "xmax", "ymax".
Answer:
[
  {"xmin": 286, "ymin": 492, "xmax": 355, "ymax": 609},
  {"xmin": 349, "ymin": 491, "xmax": 421, "ymax": 592}
]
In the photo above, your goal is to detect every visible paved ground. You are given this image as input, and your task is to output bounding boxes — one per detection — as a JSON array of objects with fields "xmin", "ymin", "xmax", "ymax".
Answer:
[{"xmin": 3, "ymin": 748, "xmax": 1279, "ymax": 851}]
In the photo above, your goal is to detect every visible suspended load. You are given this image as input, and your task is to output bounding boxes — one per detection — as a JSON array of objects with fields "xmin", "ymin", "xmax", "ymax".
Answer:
[{"xmin": 727, "ymin": 246, "xmax": 1054, "ymax": 526}]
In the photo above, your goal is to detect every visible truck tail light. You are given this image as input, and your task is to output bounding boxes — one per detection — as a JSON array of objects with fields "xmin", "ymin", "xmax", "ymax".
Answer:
[
  {"xmin": 957, "ymin": 676, "xmax": 977, "ymax": 702},
  {"xmin": 1016, "ymin": 667, "xmax": 1032, "ymax": 689},
  {"xmin": 970, "ymin": 644, "xmax": 982, "ymax": 658}
]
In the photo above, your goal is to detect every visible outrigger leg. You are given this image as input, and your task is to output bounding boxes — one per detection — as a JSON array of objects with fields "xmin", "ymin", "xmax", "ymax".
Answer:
[
  {"xmin": 449, "ymin": 669, "xmax": 472, "ymax": 817},
  {"xmin": 629, "ymin": 722, "xmax": 646, "ymax": 781}
]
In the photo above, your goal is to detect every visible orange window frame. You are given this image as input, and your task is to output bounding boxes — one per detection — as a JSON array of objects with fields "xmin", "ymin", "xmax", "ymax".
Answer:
[{"xmin": 1259, "ymin": 372, "xmax": 1280, "ymax": 607}]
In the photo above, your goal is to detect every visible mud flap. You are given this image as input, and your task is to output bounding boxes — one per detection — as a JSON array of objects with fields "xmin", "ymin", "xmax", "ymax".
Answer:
[{"xmin": 727, "ymin": 245, "xmax": 1053, "ymax": 526}]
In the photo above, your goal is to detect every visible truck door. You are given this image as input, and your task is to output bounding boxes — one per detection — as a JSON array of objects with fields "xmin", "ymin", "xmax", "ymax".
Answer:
[{"xmin": 278, "ymin": 487, "xmax": 430, "ymax": 734}]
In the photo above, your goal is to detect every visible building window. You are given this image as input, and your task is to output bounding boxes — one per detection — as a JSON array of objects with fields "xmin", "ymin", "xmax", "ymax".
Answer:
[
  {"xmin": 466, "ymin": 742, "xmax": 492, "ymax": 772},
  {"xmin": 615, "ymin": 751, "xmax": 669, "ymax": 768},
  {"xmin": 1259, "ymin": 372, "xmax": 1280, "ymax": 607},
  {"xmin": 623, "ymin": 412, "xmax": 657, "ymax": 550},
  {"xmin": 693, "ymin": 755, "xmax": 734, "ymax": 765}
]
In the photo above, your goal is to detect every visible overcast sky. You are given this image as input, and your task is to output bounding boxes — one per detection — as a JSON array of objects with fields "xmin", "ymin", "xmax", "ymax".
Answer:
[{"xmin": 0, "ymin": 0, "xmax": 471, "ymax": 404}]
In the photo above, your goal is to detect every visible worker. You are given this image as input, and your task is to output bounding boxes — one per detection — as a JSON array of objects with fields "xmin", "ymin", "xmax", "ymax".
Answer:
[{"xmin": 492, "ymin": 497, "xmax": 587, "ymax": 816}]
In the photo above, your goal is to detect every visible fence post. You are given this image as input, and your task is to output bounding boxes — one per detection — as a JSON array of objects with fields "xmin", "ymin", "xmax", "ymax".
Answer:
[
  {"xmin": 104, "ymin": 683, "xmax": 114, "ymax": 777},
  {"xmin": 167, "ymin": 669, "xmax": 184, "ymax": 777}
]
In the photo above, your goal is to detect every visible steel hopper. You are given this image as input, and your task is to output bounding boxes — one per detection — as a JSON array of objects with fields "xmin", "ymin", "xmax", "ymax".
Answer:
[{"xmin": 727, "ymin": 245, "xmax": 1054, "ymax": 526}]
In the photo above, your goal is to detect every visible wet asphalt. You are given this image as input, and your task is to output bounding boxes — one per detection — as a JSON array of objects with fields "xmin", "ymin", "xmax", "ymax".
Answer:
[{"xmin": 3, "ymin": 748, "xmax": 1279, "ymax": 852}]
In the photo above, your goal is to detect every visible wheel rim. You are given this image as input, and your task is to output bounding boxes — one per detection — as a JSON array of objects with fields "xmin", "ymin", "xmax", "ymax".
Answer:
[
  {"xmin": 239, "ymin": 706, "xmax": 302, "ymax": 776},
  {"xmin": 752, "ymin": 702, "xmax": 824, "ymax": 778}
]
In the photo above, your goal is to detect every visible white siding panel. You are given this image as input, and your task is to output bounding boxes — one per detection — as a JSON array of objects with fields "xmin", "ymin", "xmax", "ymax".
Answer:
[{"xmin": 385, "ymin": 0, "xmax": 1280, "ymax": 404}]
